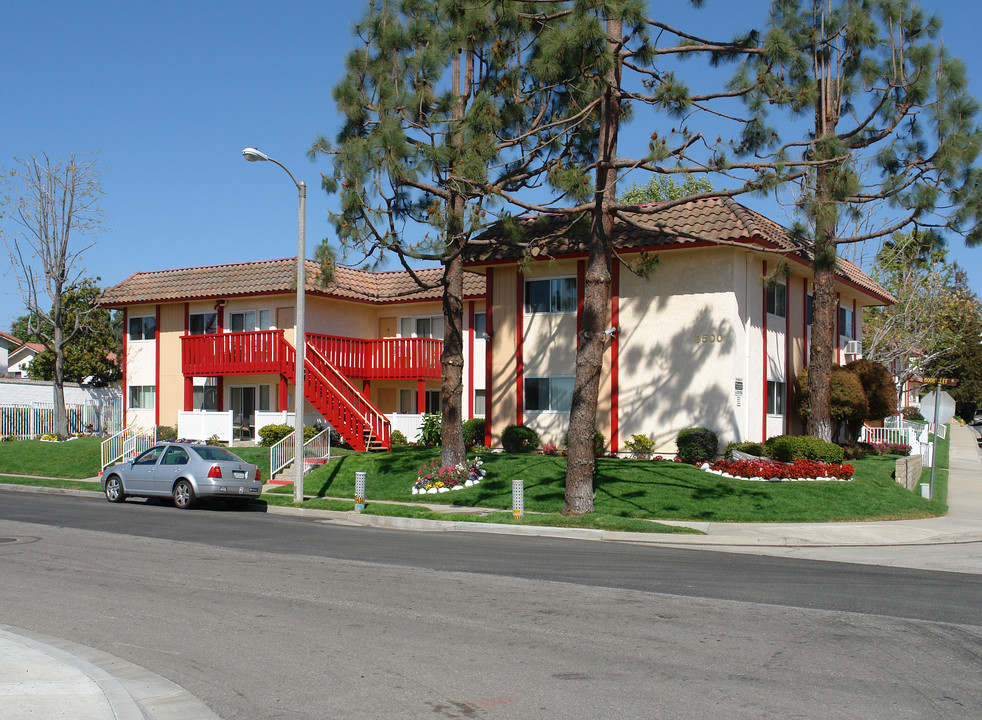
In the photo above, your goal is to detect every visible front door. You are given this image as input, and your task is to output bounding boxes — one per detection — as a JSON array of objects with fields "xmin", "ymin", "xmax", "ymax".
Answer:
[{"xmin": 231, "ymin": 386, "xmax": 256, "ymax": 441}]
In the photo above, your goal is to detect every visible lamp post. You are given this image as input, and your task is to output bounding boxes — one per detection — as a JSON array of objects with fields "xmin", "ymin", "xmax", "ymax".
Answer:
[{"xmin": 242, "ymin": 147, "xmax": 306, "ymax": 504}]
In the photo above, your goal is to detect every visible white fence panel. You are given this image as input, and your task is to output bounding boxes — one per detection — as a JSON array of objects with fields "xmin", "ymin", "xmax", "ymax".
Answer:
[
  {"xmin": 177, "ymin": 411, "xmax": 234, "ymax": 444},
  {"xmin": 859, "ymin": 426, "xmax": 918, "ymax": 448},
  {"xmin": 0, "ymin": 401, "xmax": 109, "ymax": 439},
  {"xmin": 101, "ymin": 426, "xmax": 157, "ymax": 472},
  {"xmin": 387, "ymin": 413, "xmax": 425, "ymax": 441}
]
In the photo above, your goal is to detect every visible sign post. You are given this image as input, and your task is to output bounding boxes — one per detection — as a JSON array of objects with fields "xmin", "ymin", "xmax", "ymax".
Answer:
[{"xmin": 919, "ymin": 386, "xmax": 956, "ymax": 499}]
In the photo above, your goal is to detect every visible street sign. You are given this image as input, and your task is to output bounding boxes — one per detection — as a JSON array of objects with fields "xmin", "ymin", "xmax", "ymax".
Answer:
[
  {"xmin": 920, "ymin": 390, "xmax": 956, "ymax": 425},
  {"xmin": 920, "ymin": 377, "xmax": 957, "ymax": 387}
]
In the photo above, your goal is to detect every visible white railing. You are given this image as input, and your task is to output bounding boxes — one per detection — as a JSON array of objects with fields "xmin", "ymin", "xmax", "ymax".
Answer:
[
  {"xmin": 101, "ymin": 426, "xmax": 157, "ymax": 473},
  {"xmin": 387, "ymin": 413, "xmax": 425, "ymax": 442},
  {"xmin": 859, "ymin": 426, "xmax": 918, "ymax": 448},
  {"xmin": 177, "ymin": 410, "xmax": 234, "ymax": 444},
  {"xmin": 269, "ymin": 427, "xmax": 333, "ymax": 479},
  {"xmin": 0, "ymin": 401, "xmax": 112, "ymax": 439}
]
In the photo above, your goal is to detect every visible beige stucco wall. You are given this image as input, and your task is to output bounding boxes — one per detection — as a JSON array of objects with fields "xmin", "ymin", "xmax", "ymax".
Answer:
[{"xmin": 488, "ymin": 266, "xmax": 518, "ymax": 445}]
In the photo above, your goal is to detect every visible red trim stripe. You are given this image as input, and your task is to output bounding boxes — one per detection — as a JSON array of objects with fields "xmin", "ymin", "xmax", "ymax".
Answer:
[
  {"xmin": 155, "ymin": 305, "xmax": 162, "ymax": 428},
  {"xmin": 467, "ymin": 301, "xmax": 475, "ymax": 420}
]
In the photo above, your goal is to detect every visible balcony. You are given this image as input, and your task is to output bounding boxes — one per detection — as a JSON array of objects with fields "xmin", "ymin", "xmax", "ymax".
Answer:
[{"xmin": 181, "ymin": 331, "xmax": 441, "ymax": 380}]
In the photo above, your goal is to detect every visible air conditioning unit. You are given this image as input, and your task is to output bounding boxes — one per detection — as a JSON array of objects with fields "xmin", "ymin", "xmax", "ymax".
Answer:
[{"xmin": 844, "ymin": 340, "xmax": 862, "ymax": 356}]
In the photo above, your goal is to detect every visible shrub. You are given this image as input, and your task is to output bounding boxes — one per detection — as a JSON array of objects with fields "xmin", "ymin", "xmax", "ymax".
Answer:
[
  {"xmin": 902, "ymin": 406, "xmax": 925, "ymax": 422},
  {"xmin": 417, "ymin": 414, "xmax": 442, "ymax": 446},
  {"xmin": 501, "ymin": 424, "xmax": 540, "ymax": 453},
  {"xmin": 462, "ymin": 418, "xmax": 485, "ymax": 447},
  {"xmin": 258, "ymin": 424, "xmax": 292, "ymax": 447},
  {"xmin": 844, "ymin": 359, "xmax": 897, "ymax": 421},
  {"xmin": 563, "ymin": 429, "xmax": 607, "ymax": 457},
  {"xmin": 724, "ymin": 441, "xmax": 764, "ymax": 459},
  {"xmin": 764, "ymin": 434, "xmax": 845, "ymax": 464},
  {"xmin": 156, "ymin": 425, "xmax": 178, "ymax": 441},
  {"xmin": 675, "ymin": 427, "xmax": 719, "ymax": 463},
  {"xmin": 624, "ymin": 433, "xmax": 655, "ymax": 458},
  {"xmin": 797, "ymin": 366, "xmax": 869, "ymax": 424},
  {"xmin": 390, "ymin": 429, "xmax": 408, "ymax": 446},
  {"xmin": 542, "ymin": 442, "xmax": 560, "ymax": 456},
  {"xmin": 842, "ymin": 442, "xmax": 879, "ymax": 461}
]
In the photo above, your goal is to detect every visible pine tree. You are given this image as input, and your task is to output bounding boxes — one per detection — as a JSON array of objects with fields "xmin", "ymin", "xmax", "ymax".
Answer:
[{"xmin": 752, "ymin": 0, "xmax": 982, "ymax": 440}]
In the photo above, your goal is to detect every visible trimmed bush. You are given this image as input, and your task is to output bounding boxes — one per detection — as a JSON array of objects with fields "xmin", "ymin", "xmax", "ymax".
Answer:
[
  {"xmin": 390, "ymin": 429, "xmax": 408, "ymax": 446},
  {"xmin": 724, "ymin": 441, "xmax": 765, "ymax": 459},
  {"xmin": 764, "ymin": 434, "xmax": 845, "ymax": 464},
  {"xmin": 462, "ymin": 418, "xmax": 486, "ymax": 447},
  {"xmin": 675, "ymin": 427, "xmax": 719, "ymax": 463},
  {"xmin": 501, "ymin": 424, "xmax": 540, "ymax": 453},
  {"xmin": 844, "ymin": 359, "xmax": 897, "ymax": 420},
  {"xmin": 258, "ymin": 424, "xmax": 318, "ymax": 447}
]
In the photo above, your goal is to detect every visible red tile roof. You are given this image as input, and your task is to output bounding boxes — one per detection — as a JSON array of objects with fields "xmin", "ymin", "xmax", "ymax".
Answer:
[
  {"xmin": 465, "ymin": 196, "xmax": 893, "ymax": 302},
  {"xmin": 97, "ymin": 258, "xmax": 486, "ymax": 307}
]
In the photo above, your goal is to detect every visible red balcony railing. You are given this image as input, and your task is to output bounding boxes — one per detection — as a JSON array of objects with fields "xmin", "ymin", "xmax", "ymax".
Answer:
[
  {"xmin": 182, "ymin": 330, "xmax": 287, "ymax": 376},
  {"xmin": 305, "ymin": 334, "xmax": 442, "ymax": 380}
]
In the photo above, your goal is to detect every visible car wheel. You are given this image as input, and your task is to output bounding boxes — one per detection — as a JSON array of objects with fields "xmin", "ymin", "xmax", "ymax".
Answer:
[
  {"xmin": 104, "ymin": 475, "xmax": 126, "ymax": 503},
  {"xmin": 173, "ymin": 480, "xmax": 195, "ymax": 509}
]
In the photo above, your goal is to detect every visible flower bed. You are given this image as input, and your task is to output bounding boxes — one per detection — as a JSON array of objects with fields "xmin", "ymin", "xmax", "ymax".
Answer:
[
  {"xmin": 708, "ymin": 458, "xmax": 854, "ymax": 481},
  {"xmin": 412, "ymin": 457, "xmax": 486, "ymax": 494}
]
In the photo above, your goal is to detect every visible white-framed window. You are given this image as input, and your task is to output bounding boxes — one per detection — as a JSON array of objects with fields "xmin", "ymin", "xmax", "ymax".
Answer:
[
  {"xmin": 473, "ymin": 389, "xmax": 486, "ymax": 416},
  {"xmin": 525, "ymin": 277, "xmax": 577, "ymax": 314},
  {"xmin": 192, "ymin": 378, "xmax": 218, "ymax": 411},
  {"xmin": 473, "ymin": 312, "xmax": 487, "ymax": 337},
  {"xmin": 399, "ymin": 316, "xmax": 444, "ymax": 340},
  {"xmin": 128, "ymin": 316, "xmax": 155, "ymax": 341},
  {"xmin": 767, "ymin": 381, "xmax": 785, "ymax": 416},
  {"xmin": 839, "ymin": 307, "xmax": 855, "ymax": 340},
  {"xmin": 398, "ymin": 388, "xmax": 441, "ymax": 414},
  {"xmin": 229, "ymin": 309, "xmax": 272, "ymax": 332},
  {"xmin": 129, "ymin": 385, "xmax": 155, "ymax": 410},
  {"xmin": 189, "ymin": 312, "xmax": 217, "ymax": 335},
  {"xmin": 525, "ymin": 376, "xmax": 574, "ymax": 412},
  {"xmin": 766, "ymin": 283, "xmax": 786, "ymax": 318}
]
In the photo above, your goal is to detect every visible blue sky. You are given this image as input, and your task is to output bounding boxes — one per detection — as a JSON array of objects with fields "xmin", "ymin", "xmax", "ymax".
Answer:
[{"xmin": 2, "ymin": 0, "xmax": 981, "ymax": 333}]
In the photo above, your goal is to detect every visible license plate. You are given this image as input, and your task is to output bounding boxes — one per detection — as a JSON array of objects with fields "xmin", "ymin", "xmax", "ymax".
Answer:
[{"xmin": 233, "ymin": 470, "xmax": 246, "ymax": 479}]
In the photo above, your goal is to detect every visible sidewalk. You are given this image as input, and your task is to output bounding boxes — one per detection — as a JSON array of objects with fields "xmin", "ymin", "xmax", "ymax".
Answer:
[{"xmin": 0, "ymin": 626, "xmax": 217, "ymax": 720}]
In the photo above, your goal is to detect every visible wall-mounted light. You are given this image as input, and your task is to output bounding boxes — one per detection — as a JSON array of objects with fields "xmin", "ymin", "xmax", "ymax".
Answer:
[
  {"xmin": 603, "ymin": 326, "xmax": 618, "ymax": 337},
  {"xmin": 481, "ymin": 331, "xmax": 492, "ymax": 341}
]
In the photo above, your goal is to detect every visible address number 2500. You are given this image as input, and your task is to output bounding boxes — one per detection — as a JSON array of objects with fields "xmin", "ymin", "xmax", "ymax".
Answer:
[{"xmin": 695, "ymin": 333, "xmax": 724, "ymax": 343}]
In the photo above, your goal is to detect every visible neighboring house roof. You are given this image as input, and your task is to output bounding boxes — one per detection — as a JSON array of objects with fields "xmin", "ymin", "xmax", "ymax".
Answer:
[
  {"xmin": 97, "ymin": 258, "xmax": 486, "ymax": 307},
  {"xmin": 466, "ymin": 196, "xmax": 893, "ymax": 303},
  {"xmin": 0, "ymin": 331, "xmax": 20, "ymax": 348}
]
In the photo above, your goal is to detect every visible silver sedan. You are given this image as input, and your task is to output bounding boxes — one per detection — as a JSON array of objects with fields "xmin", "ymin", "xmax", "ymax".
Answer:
[{"xmin": 101, "ymin": 442, "xmax": 262, "ymax": 509}]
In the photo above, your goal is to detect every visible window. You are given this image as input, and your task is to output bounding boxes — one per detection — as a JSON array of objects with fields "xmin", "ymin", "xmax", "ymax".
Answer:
[
  {"xmin": 189, "ymin": 312, "xmax": 217, "ymax": 335},
  {"xmin": 230, "ymin": 309, "xmax": 271, "ymax": 332},
  {"xmin": 400, "ymin": 316, "xmax": 444, "ymax": 339},
  {"xmin": 129, "ymin": 385, "xmax": 155, "ymax": 410},
  {"xmin": 525, "ymin": 277, "xmax": 577, "ymax": 314},
  {"xmin": 767, "ymin": 381, "xmax": 785, "ymax": 416},
  {"xmin": 839, "ymin": 307, "xmax": 855, "ymax": 339},
  {"xmin": 134, "ymin": 446, "xmax": 164, "ymax": 466},
  {"xmin": 525, "ymin": 376, "xmax": 574, "ymax": 412},
  {"xmin": 473, "ymin": 389, "xmax": 486, "ymax": 416},
  {"xmin": 128, "ymin": 316, "xmax": 155, "ymax": 341},
  {"xmin": 766, "ymin": 283, "xmax": 786, "ymax": 318},
  {"xmin": 473, "ymin": 312, "xmax": 487, "ymax": 337},
  {"xmin": 193, "ymin": 378, "xmax": 218, "ymax": 411},
  {"xmin": 162, "ymin": 446, "xmax": 189, "ymax": 466},
  {"xmin": 397, "ymin": 388, "xmax": 441, "ymax": 413}
]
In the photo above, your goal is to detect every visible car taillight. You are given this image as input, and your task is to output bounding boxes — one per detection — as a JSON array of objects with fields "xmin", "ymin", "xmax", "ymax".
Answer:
[
  {"xmin": 207, "ymin": 465, "xmax": 222, "ymax": 479},
  {"xmin": 255, "ymin": 468, "xmax": 262, "ymax": 483}
]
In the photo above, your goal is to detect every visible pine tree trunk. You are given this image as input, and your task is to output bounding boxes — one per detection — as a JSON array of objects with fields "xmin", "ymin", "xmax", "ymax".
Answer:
[
  {"xmin": 441, "ymin": 227, "xmax": 466, "ymax": 468},
  {"xmin": 562, "ymin": 15, "xmax": 620, "ymax": 515}
]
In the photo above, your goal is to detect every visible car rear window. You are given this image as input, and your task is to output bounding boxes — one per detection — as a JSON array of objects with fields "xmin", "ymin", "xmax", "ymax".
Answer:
[{"xmin": 191, "ymin": 446, "xmax": 243, "ymax": 463}]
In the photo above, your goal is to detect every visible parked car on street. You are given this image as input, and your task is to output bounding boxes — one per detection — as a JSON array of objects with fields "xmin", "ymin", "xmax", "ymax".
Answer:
[
  {"xmin": 101, "ymin": 442, "xmax": 262, "ymax": 509},
  {"xmin": 973, "ymin": 409, "xmax": 982, "ymax": 426}
]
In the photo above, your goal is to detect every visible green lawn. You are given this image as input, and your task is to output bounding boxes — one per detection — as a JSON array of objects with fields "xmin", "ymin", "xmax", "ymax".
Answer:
[
  {"xmin": 266, "ymin": 439, "xmax": 949, "ymax": 523},
  {"xmin": 0, "ymin": 432, "xmax": 950, "ymax": 531}
]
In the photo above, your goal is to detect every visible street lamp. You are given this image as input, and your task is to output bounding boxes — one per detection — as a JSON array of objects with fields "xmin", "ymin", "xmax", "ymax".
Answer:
[{"xmin": 242, "ymin": 147, "xmax": 306, "ymax": 504}]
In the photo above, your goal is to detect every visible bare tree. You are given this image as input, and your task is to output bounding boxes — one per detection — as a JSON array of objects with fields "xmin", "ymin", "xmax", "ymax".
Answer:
[{"xmin": 1, "ymin": 153, "xmax": 106, "ymax": 435}]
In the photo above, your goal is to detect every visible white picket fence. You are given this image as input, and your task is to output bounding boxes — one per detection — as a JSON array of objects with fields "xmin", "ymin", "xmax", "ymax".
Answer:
[
  {"xmin": 860, "ymin": 420, "xmax": 944, "ymax": 467},
  {"xmin": 0, "ymin": 399, "xmax": 120, "ymax": 439}
]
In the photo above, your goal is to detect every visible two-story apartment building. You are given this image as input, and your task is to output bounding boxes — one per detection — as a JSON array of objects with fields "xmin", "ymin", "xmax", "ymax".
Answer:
[{"xmin": 99, "ymin": 197, "xmax": 891, "ymax": 454}]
